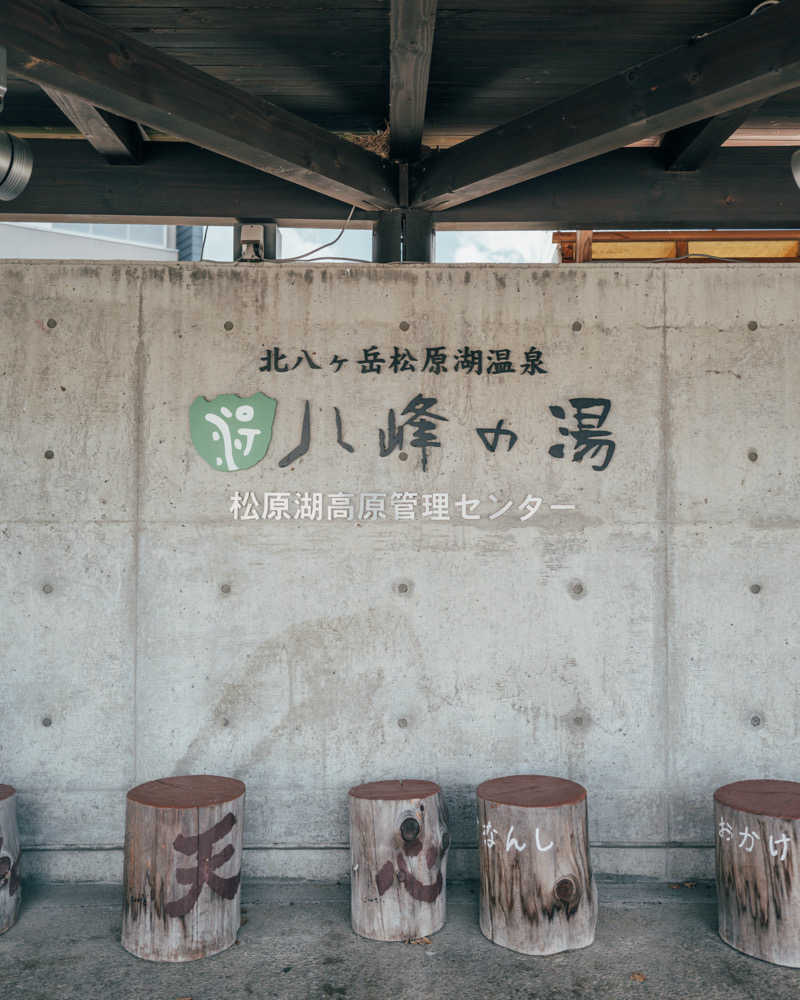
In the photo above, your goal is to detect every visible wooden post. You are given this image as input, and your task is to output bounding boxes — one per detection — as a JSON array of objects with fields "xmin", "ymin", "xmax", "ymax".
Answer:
[
  {"xmin": 477, "ymin": 775, "xmax": 597, "ymax": 955},
  {"xmin": 122, "ymin": 775, "xmax": 245, "ymax": 962},
  {"xmin": 372, "ymin": 212, "xmax": 403, "ymax": 263},
  {"xmin": 349, "ymin": 779, "xmax": 450, "ymax": 941},
  {"xmin": 715, "ymin": 779, "xmax": 800, "ymax": 967},
  {"xmin": 403, "ymin": 210, "xmax": 435, "ymax": 262},
  {"xmin": 0, "ymin": 785, "xmax": 21, "ymax": 935},
  {"xmin": 575, "ymin": 230, "xmax": 593, "ymax": 262}
]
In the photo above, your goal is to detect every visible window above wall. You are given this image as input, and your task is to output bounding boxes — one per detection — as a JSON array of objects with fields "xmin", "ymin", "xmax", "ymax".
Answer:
[{"xmin": 13, "ymin": 221, "xmax": 171, "ymax": 249}]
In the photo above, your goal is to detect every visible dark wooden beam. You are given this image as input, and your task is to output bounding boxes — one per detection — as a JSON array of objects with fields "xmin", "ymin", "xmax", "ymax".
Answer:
[
  {"xmin": 411, "ymin": 1, "xmax": 800, "ymax": 210},
  {"xmin": 1, "ymin": 0, "xmax": 396, "ymax": 210},
  {"xmin": 3, "ymin": 142, "xmax": 800, "ymax": 231},
  {"xmin": 389, "ymin": 0, "xmax": 437, "ymax": 161},
  {"xmin": 438, "ymin": 147, "xmax": 800, "ymax": 230},
  {"xmin": 42, "ymin": 87, "xmax": 143, "ymax": 164},
  {"xmin": 662, "ymin": 103, "xmax": 763, "ymax": 172}
]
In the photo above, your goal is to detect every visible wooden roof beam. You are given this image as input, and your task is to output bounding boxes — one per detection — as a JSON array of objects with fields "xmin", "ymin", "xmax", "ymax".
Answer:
[
  {"xmin": 1, "ymin": 0, "xmax": 396, "ymax": 210},
  {"xmin": 2, "ymin": 142, "xmax": 800, "ymax": 231},
  {"xmin": 389, "ymin": 0, "xmax": 438, "ymax": 163},
  {"xmin": 42, "ymin": 87, "xmax": 143, "ymax": 164},
  {"xmin": 662, "ymin": 103, "xmax": 764, "ymax": 171},
  {"xmin": 411, "ymin": 1, "xmax": 800, "ymax": 210}
]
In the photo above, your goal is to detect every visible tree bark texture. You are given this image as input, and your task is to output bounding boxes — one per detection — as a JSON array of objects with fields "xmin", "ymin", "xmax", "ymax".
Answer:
[
  {"xmin": 0, "ymin": 786, "xmax": 21, "ymax": 935},
  {"xmin": 121, "ymin": 775, "xmax": 245, "ymax": 962},
  {"xmin": 478, "ymin": 775, "xmax": 597, "ymax": 956},
  {"xmin": 715, "ymin": 779, "xmax": 800, "ymax": 967},
  {"xmin": 349, "ymin": 779, "xmax": 450, "ymax": 941}
]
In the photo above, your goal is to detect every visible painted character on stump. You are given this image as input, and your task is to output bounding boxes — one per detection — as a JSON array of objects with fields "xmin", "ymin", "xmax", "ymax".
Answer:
[
  {"xmin": 0, "ymin": 837, "xmax": 20, "ymax": 899},
  {"xmin": 376, "ymin": 805, "xmax": 450, "ymax": 904}
]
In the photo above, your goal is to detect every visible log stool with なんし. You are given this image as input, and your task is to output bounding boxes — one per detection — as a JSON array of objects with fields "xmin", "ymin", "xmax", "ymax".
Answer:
[
  {"xmin": 122, "ymin": 775, "xmax": 245, "ymax": 962},
  {"xmin": 349, "ymin": 780, "xmax": 450, "ymax": 941},
  {"xmin": 477, "ymin": 775, "xmax": 597, "ymax": 955},
  {"xmin": 0, "ymin": 785, "xmax": 21, "ymax": 934},
  {"xmin": 715, "ymin": 779, "xmax": 800, "ymax": 966}
]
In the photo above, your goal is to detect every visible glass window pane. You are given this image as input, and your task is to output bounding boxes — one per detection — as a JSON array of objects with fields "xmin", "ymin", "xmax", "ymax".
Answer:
[
  {"xmin": 130, "ymin": 225, "xmax": 167, "ymax": 247},
  {"xmin": 52, "ymin": 223, "xmax": 91, "ymax": 235},
  {"xmin": 92, "ymin": 224, "xmax": 128, "ymax": 241}
]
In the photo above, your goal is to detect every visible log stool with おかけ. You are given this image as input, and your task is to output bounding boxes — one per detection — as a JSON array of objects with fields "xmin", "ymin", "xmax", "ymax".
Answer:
[
  {"xmin": 0, "ymin": 785, "xmax": 21, "ymax": 934},
  {"xmin": 477, "ymin": 775, "xmax": 597, "ymax": 955},
  {"xmin": 715, "ymin": 779, "xmax": 800, "ymax": 966},
  {"xmin": 349, "ymin": 780, "xmax": 450, "ymax": 941},
  {"xmin": 122, "ymin": 775, "xmax": 245, "ymax": 962}
]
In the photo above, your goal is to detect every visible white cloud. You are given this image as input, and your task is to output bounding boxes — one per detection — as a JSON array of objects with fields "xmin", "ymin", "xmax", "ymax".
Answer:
[{"xmin": 436, "ymin": 230, "xmax": 557, "ymax": 264}]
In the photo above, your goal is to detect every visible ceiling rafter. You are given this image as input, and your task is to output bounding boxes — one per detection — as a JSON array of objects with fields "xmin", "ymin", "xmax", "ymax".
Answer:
[
  {"xmin": 410, "ymin": 1, "xmax": 800, "ymax": 211},
  {"xmin": 1, "ymin": 0, "xmax": 396, "ymax": 210},
  {"xmin": 389, "ymin": 0, "xmax": 438, "ymax": 163},
  {"xmin": 42, "ymin": 87, "xmax": 143, "ymax": 164},
  {"xmin": 661, "ymin": 103, "xmax": 765, "ymax": 171}
]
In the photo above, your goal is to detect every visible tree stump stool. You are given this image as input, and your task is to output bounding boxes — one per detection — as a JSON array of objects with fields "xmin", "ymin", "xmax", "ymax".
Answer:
[
  {"xmin": 122, "ymin": 775, "xmax": 245, "ymax": 962},
  {"xmin": 715, "ymin": 779, "xmax": 800, "ymax": 966},
  {"xmin": 477, "ymin": 775, "xmax": 597, "ymax": 955},
  {"xmin": 349, "ymin": 779, "xmax": 450, "ymax": 941},
  {"xmin": 0, "ymin": 785, "xmax": 21, "ymax": 935}
]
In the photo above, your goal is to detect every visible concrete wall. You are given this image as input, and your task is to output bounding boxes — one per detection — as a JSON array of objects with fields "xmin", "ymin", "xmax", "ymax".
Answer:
[{"xmin": 1, "ymin": 261, "xmax": 796, "ymax": 883}]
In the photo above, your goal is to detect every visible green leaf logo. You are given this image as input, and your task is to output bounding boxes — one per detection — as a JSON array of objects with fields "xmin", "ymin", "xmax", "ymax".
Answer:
[{"xmin": 190, "ymin": 392, "xmax": 277, "ymax": 471}]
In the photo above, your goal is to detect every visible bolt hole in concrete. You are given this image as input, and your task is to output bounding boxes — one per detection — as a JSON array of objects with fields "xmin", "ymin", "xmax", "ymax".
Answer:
[
  {"xmin": 397, "ymin": 717, "xmax": 408, "ymax": 728},
  {"xmin": 569, "ymin": 580, "xmax": 585, "ymax": 598},
  {"xmin": 398, "ymin": 451, "xmax": 408, "ymax": 461},
  {"xmin": 395, "ymin": 580, "xmax": 413, "ymax": 596},
  {"xmin": 46, "ymin": 318, "xmax": 57, "ymax": 329},
  {"xmin": 748, "ymin": 449, "xmax": 758, "ymax": 462},
  {"xmin": 224, "ymin": 320, "xmax": 234, "ymax": 331},
  {"xmin": 748, "ymin": 320, "xmax": 758, "ymax": 331},
  {"xmin": 750, "ymin": 583, "xmax": 762, "ymax": 594},
  {"xmin": 220, "ymin": 583, "xmax": 232, "ymax": 594},
  {"xmin": 41, "ymin": 716, "xmax": 52, "ymax": 727},
  {"xmin": 572, "ymin": 320, "xmax": 583, "ymax": 332},
  {"xmin": 399, "ymin": 320, "xmax": 410, "ymax": 331},
  {"xmin": 44, "ymin": 449, "xmax": 54, "ymax": 459},
  {"xmin": 751, "ymin": 714, "xmax": 762, "ymax": 727},
  {"xmin": 42, "ymin": 583, "xmax": 53, "ymax": 594}
]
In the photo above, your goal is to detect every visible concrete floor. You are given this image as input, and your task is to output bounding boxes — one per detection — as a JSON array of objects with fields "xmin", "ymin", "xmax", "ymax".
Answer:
[{"xmin": 1, "ymin": 880, "xmax": 799, "ymax": 999}]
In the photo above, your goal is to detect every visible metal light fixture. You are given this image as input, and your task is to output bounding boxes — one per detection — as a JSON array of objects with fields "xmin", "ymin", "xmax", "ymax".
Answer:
[
  {"xmin": 0, "ymin": 47, "xmax": 34, "ymax": 201},
  {"xmin": 792, "ymin": 149, "xmax": 800, "ymax": 191}
]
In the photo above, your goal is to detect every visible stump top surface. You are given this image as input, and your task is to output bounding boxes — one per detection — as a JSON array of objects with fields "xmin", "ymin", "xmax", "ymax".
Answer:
[
  {"xmin": 0, "ymin": 785, "xmax": 15, "ymax": 801},
  {"xmin": 477, "ymin": 774, "xmax": 587, "ymax": 808},
  {"xmin": 715, "ymin": 779, "xmax": 800, "ymax": 819},
  {"xmin": 349, "ymin": 779, "xmax": 440, "ymax": 801},
  {"xmin": 127, "ymin": 775, "xmax": 245, "ymax": 808}
]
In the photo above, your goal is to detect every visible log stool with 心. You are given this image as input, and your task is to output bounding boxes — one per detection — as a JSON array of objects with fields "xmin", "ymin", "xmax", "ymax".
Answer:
[
  {"xmin": 477, "ymin": 774, "xmax": 597, "ymax": 955},
  {"xmin": 122, "ymin": 775, "xmax": 245, "ymax": 962},
  {"xmin": 715, "ymin": 779, "xmax": 800, "ymax": 966},
  {"xmin": 349, "ymin": 779, "xmax": 450, "ymax": 941},
  {"xmin": 0, "ymin": 785, "xmax": 21, "ymax": 934}
]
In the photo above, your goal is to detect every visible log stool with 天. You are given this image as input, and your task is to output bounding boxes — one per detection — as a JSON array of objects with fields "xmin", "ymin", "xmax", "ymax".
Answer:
[
  {"xmin": 0, "ymin": 785, "xmax": 21, "ymax": 934},
  {"xmin": 715, "ymin": 779, "xmax": 800, "ymax": 966},
  {"xmin": 122, "ymin": 775, "xmax": 245, "ymax": 962},
  {"xmin": 477, "ymin": 775, "xmax": 597, "ymax": 956},
  {"xmin": 349, "ymin": 780, "xmax": 450, "ymax": 941}
]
